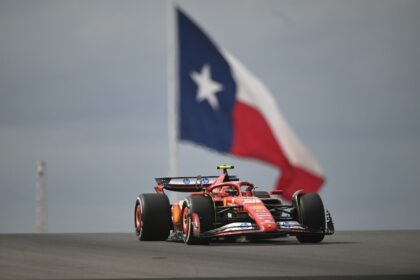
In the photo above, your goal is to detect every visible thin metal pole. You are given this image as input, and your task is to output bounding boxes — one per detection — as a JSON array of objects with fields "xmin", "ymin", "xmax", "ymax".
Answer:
[
  {"xmin": 167, "ymin": 0, "xmax": 177, "ymax": 177},
  {"xmin": 35, "ymin": 160, "xmax": 47, "ymax": 233}
]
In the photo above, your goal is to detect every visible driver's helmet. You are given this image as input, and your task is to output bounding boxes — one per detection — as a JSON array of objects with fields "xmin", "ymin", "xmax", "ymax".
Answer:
[{"xmin": 222, "ymin": 185, "xmax": 239, "ymax": 196}]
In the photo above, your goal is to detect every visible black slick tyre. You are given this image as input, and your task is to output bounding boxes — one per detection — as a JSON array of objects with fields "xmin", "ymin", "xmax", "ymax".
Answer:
[
  {"xmin": 135, "ymin": 193, "xmax": 171, "ymax": 241},
  {"xmin": 183, "ymin": 195, "xmax": 214, "ymax": 245},
  {"xmin": 295, "ymin": 193, "xmax": 325, "ymax": 243}
]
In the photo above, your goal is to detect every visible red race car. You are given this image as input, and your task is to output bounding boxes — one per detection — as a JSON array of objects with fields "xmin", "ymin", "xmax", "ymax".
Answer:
[{"xmin": 134, "ymin": 165, "xmax": 334, "ymax": 244}]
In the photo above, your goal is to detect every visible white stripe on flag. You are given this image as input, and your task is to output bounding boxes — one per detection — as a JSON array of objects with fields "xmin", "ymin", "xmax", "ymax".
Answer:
[{"xmin": 223, "ymin": 50, "xmax": 324, "ymax": 177}]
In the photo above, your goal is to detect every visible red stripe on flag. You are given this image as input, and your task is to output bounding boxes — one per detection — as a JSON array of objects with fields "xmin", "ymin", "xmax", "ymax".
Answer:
[
  {"xmin": 277, "ymin": 165, "xmax": 325, "ymax": 200},
  {"xmin": 231, "ymin": 102, "xmax": 324, "ymax": 200},
  {"xmin": 231, "ymin": 102, "xmax": 288, "ymax": 167}
]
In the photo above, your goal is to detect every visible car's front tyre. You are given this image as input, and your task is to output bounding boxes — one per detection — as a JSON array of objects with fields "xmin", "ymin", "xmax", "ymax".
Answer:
[
  {"xmin": 295, "ymin": 193, "xmax": 325, "ymax": 243},
  {"xmin": 182, "ymin": 195, "xmax": 214, "ymax": 245}
]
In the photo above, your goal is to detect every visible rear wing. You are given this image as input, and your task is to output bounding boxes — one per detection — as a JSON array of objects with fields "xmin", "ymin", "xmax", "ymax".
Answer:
[{"xmin": 155, "ymin": 175, "xmax": 239, "ymax": 192}]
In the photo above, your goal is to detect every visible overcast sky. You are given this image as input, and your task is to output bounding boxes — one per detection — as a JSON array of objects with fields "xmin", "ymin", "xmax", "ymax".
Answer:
[{"xmin": 1, "ymin": 0, "xmax": 419, "ymax": 233}]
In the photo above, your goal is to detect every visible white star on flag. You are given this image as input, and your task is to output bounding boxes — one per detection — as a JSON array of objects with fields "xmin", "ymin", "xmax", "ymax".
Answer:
[{"xmin": 190, "ymin": 64, "xmax": 224, "ymax": 110}]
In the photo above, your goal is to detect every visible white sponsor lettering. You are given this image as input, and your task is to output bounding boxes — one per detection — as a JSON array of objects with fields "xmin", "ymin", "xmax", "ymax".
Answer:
[
  {"xmin": 278, "ymin": 221, "xmax": 303, "ymax": 229},
  {"xmin": 243, "ymin": 198, "xmax": 261, "ymax": 204}
]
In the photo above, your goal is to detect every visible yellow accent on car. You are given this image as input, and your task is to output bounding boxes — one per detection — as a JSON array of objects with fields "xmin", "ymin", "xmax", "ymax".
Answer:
[{"xmin": 217, "ymin": 165, "xmax": 234, "ymax": 170}]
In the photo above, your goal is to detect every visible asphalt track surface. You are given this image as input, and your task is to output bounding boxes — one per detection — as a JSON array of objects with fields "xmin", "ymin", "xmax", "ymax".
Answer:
[{"xmin": 1, "ymin": 231, "xmax": 419, "ymax": 280}]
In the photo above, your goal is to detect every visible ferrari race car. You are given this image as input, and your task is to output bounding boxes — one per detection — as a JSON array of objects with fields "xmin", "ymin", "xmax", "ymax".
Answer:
[{"xmin": 134, "ymin": 165, "xmax": 334, "ymax": 244}]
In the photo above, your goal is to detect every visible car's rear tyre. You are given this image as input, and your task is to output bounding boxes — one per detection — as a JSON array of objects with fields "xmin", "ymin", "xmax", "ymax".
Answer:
[
  {"xmin": 253, "ymin": 191, "xmax": 271, "ymax": 198},
  {"xmin": 295, "ymin": 193, "xmax": 325, "ymax": 243},
  {"xmin": 183, "ymin": 195, "xmax": 214, "ymax": 245},
  {"xmin": 135, "ymin": 193, "xmax": 171, "ymax": 241}
]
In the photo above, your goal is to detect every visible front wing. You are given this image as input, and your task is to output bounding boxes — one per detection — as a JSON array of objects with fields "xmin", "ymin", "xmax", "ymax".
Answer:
[
  {"xmin": 200, "ymin": 210, "xmax": 334, "ymax": 238},
  {"xmin": 201, "ymin": 221, "xmax": 333, "ymax": 238}
]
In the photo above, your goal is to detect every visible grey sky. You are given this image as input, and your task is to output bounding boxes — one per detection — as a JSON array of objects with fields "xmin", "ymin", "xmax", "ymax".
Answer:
[{"xmin": 1, "ymin": 0, "xmax": 419, "ymax": 233}]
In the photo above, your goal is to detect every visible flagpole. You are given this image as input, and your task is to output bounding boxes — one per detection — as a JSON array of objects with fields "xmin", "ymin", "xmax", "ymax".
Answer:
[
  {"xmin": 35, "ymin": 160, "xmax": 47, "ymax": 233},
  {"xmin": 167, "ymin": 0, "xmax": 177, "ymax": 178}
]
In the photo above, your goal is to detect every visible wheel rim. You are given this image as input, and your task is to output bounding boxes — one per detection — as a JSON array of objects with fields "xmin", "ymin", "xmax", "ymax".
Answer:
[
  {"xmin": 135, "ymin": 203, "xmax": 142, "ymax": 234},
  {"xmin": 182, "ymin": 207, "xmax": 190, "ymax": 236}
]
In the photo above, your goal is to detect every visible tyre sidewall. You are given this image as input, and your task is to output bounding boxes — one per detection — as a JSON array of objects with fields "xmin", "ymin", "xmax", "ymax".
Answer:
[
  {"xmin": 136, "ymin": 193, "xmax": 171, "ymax": 241},
  {"xmin": 296, "ymin": 193, "xmax": 326, "ymax": 243},
  {"xmin": 183, "ymin": 195, "xmax": 214, "ymax": 244}
]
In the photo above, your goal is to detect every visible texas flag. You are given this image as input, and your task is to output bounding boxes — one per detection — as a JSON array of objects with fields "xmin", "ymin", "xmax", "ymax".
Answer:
[{"xmin": 176, "ymin": 8, "xmax": 325, "ymax": 199}]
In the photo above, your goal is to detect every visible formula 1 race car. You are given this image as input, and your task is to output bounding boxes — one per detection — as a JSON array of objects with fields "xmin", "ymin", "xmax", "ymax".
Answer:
[{"xmin": 134, "ymin": 165, "xmax": 334, "ymax": 244}]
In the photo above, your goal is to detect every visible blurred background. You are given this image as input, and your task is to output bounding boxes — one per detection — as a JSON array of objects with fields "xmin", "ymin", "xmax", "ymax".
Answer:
[{"xmin": 1, "ymin": 0, "xmax": 419, "ymax": 233}]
